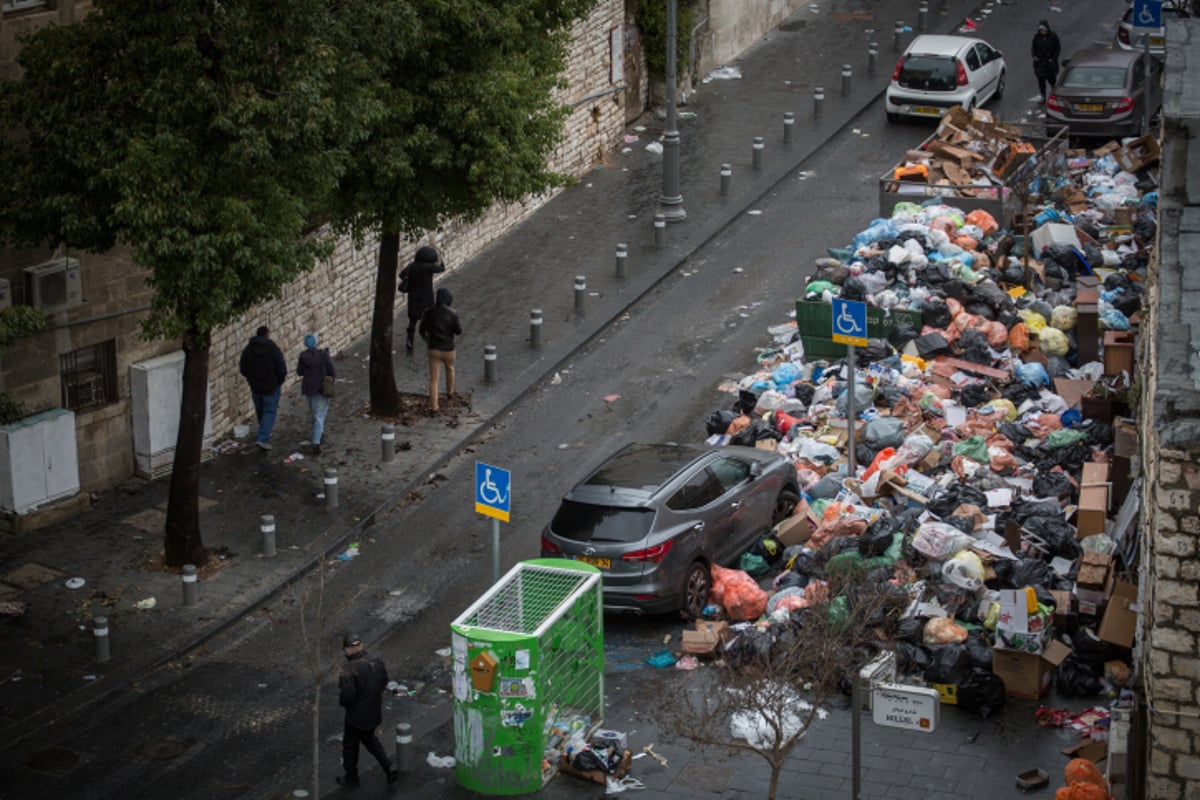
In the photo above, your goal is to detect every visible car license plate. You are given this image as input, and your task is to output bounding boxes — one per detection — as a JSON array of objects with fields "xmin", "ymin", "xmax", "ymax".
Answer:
[
  {"xmin": 914, "ymin": 106, "xmax": 941, "ymax": 116},
  {"xmin": 1150, "ymin": 36, "xmax": 1165, "ymax": 46},
  {"xmin": 575, "ymin": 555, "xmax": 611, "ymax": 569},
  {"xmin": 1075, "ymin": 103, "xmax": 1103, "ymax": 112}
]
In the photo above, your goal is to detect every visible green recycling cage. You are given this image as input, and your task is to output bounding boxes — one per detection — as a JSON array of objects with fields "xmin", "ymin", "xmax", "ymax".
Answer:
[{"xmin": 450, "ymin": 558, "xmax": 604, "ymax": 795}]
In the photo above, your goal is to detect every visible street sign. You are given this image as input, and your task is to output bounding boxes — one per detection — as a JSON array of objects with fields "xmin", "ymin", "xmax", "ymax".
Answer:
[
  {"xmin": 1132, "ymin": 0, "xmax": 1162, "ymax": 30},
  {"xmin": 475, "ymin": 462, "xmax": 511, "ymax": 523},
  {"xmin": 871, "ymin": 683, "xmax": 939, "ymax": 733},
  {"xmin": 831, "ymin": 298, "xmax": 868, "ymax": 347}
]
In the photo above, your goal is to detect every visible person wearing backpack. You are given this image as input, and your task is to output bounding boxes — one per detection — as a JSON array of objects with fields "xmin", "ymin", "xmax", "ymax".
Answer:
[{"xmin": 296, "ymin": 333, "xmax": 336, "ymax": 456}]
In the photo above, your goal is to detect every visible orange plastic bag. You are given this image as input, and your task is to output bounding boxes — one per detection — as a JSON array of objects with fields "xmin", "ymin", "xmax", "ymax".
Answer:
[
  {"xmin": 964, "ymin": 208, "xmax": 999, "ymax": 237},
  {"xmin": 861, "ymin": 447, "xmax": 896, "ymax": 481},
  {"xmin": 1055, "ymin": 758, "xmax": 1111, "ymax": 800},
  {"xmin": 984, "ymin": 320, "xmax": 1010, "ymax": 348},
  {"xmin": 708, "ymin": 565, "xmax": 768, "ymax": 621},
  {"xmin": 1009, "ymin": 322, "xmax": 1029, "ymax": 351},
  {"xmin": 954, "ymin": 235, "xmax": 979, "ymax": 251},
  {"xmin": 726, "ymin": 414, "xmax": 751, "ymax": 435}
]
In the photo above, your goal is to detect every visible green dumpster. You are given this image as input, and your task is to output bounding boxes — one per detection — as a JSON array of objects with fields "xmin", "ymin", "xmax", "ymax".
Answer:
[
  {"xmin": 795, "ymin": 298, "xmax": 924, "ymax": 359},
  {"xmin": 451, "ymin": 558, "xmax": 604, "ymax": 794}
]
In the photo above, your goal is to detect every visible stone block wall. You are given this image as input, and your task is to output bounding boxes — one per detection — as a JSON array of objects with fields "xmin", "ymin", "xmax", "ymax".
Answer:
[{"xmin": 707, "ymin": 0, "xmax": 806, "ymax": 69}]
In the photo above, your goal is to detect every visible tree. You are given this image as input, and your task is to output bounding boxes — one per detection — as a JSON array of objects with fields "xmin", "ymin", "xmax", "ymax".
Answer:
[
  {"xmin": 321, "ymin": 0, "xmax": 598, "ymax": 416},
  {"xmin": 0, "ymin": 0, "xmax": 357, "ymax": 565}
]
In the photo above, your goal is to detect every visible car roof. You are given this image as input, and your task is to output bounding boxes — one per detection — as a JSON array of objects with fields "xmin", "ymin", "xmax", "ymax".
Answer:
[
  {"xmin": 1065, "ymin": 47, "xmax": 1141, "ymax": 68},
  {"xmin": 904, "ymin": 35, "xmax": 986, "ymax": 57},
  {"xmin": 578, "ymin": 443, "xmax": 704, "ymax": 493}
]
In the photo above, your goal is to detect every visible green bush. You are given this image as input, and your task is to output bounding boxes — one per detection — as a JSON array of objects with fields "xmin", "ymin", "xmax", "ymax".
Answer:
[
  {"xmin": 0, "ymin": 306, "xmax": 47, "ymax": 349},
  {"xmin": 634, "ymin": 0, "xmax": 696, "ymax": 80},
  {"xmin": 0, "ymin": 393, "xmax": 27, "ymax": 426}
]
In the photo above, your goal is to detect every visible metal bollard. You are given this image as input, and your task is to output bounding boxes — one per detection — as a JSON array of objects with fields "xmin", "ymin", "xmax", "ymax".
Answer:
[
  {"xmin": 381, "ymin": 423, "xmax": 395, "ymax": 463},
  {"xmin": 720, "ymin": 163, "xmax": 732, "ymax": 196},
  {"xmin": 869, "ymin": 43, "xmax": 879, "ymax": 76},
  {"xmin": 529, "ymin": 309, "xmax": 542, "ymax": 349},
  {"xmin": 94, "ymin": 616, "xmax": 110, "ymax": 663},
  {"xmin": 396, "ymin": 722, "xmax": 415, "ymax": 773},
  {"xmin": 615, "ymin": 243, "xmax": 627, "ymax": 280},
  {"xmin": 939, "ymin": 0, "xmax": 948, "ymax": 14},
  {"xmin": 783, "ymin": 112, "xmax": 795, "ymax": 144},
  {"xmin": 484, "ymin": 344, "xmax": 497, "ymax": 383},
  {"xmin": 181, "ymin": 563, "xmax": 198, "ymax": 607},
  {"xmin": 918, "ymin": 1, "xmax": 929, "ymax": 31},
  {"xmin": 841, "ymin": 64, "xmax": 852, "ymax": 97},
  {"xmin": 752, "ymin": 137, "xmax": 764, "ymax": 170},
  {"xmin": 324, "ymin": 467, "xmax": 339, "ymax": 509},
  {"xmin": 260, "ymin": 513, "xmax": 276, "ymax": 557},
  {"xmin": 813, "ymin": 87, "xmax": 825, "ymax": 118},
  {"xmin": 654, "ymin": 213, "xmax": 666, "ymax": 248},
  {"xmin": 574, "ymin": 275, "xmax": 586, "ymax": 314},
  {"xmin": 894, "ymin": 21, "xmax": 905, "ymax": 52}
]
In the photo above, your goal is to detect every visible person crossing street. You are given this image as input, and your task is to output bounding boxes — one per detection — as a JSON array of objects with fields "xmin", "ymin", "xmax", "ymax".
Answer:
[{"xmin": 337, "ymin": 634, "xmax": 398, "ymax": 788}]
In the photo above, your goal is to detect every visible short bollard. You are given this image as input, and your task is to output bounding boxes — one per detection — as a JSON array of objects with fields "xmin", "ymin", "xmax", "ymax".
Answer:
[
  {"xmin": 720, "ymin": 163, "xmax": 732, "ymax": 196},
  {"xmin": 260, "ymin": 514, "xmax": 276, "ymax": 557},
  {"xmin": 396, "ymin": 723, "xmax": 415, "ymax": 773},
  {"xmin": 324, "ymin": 467, "xmax": 339, "ymax": 509},
  {"xmin": 529, "ymin": 309, "xmax": 543, "ymax": 349},
  {"xmin": 869, "ymin": 43, "xmax": 879, "ymax": 75},
  {"xmin": 752, "ymin": 136, "xmax": 764, "ymax": 170},
  {"xmin": 484, "ymin": 344, "xmax": 497, "ymax": 383},
  {"xmin": 918, "ymin": 1, "xmax": 929, "ymax": 31},
  {"xmin": 940, "ymin": 0, "xmax": 948, "ymax": 14},
  {"xmin": 654, "ymin": 213, "xmax": 666, "ymax": 248},
  {"xmin": 94, "ymin": 616, "xmax": 110, "ymax": 663},
  {"xmin": 181, "ymin": 563, "xmax": 198, "ymax": 607},
  {"xmin": 813, "ymin": 87, "xmax": 825, "ymax": 118},
  {"xmin": 574, "ymin": 275, "xmax": 586, "ymax": 314},
  {"xmin": 381, "ymin": 423, "xmax": 395, "ymax": 462},
  {"xmin": 783, "ymin": 112, "xmax": 795, "ymax": 143},
  {"xmin": 841, "ymin": 64, "xmax": 852, "ymax": 96},
  {"xmin": 615, "ymin": 243, "xmax": 628, "ymax": 280},
  {"xmin": 894, "ymin": 21, "xmax": 905, "ymax": 52}
]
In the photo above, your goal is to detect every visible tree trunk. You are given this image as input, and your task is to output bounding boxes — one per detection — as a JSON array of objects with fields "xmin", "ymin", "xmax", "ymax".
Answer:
[
  {"xmin": 312, "ymin": 680, "xmax": 321, "ymax": 795},
  {"xmin": 368, "ymin": 230, "xmax": 402, "ymax": 416},
  {"xmin": 163, "ymin": 326, "xmax": 211, "ymax": 567}
]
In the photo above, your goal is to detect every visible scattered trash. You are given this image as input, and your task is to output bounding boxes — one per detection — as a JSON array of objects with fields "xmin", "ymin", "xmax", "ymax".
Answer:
[
  {"xmin": 550, "ymin": 372, "xmax": 563, "ymax": 385},
  {"xmin": 1016, "ymin": 767, "xmax": 1049, "ymax": 790},
  {"xmin": 336, "ymin": 544, "xmax": 360, "ymax": 561},
  {"xmin": 435, "ymin": 647, "xmax": 452, "ymax": 657},
  {"xmin": 603, "ymin": 394, "xmax": 621, "ymax": 404},
  {"xmin": 644, "ymin": 650, "xmax": 676, "ymax": 669},
  {"xmin": 426, "ymin": 752, "xmax": 456, "ymax": 768},
  {"xmin": 65, "ymin": 577, "xmax": 86, "ymax": 590},
  {"xmin": 644, "ymin": 141, "xmax": 663, "ymax": 155},
  {"xmin": 642, "ymin": 744, "xmax": 669, "ymax": 768},
  {"xmin": 283, "ymin": 452, "xmax": 305, "ymax": 463},
  {"xmin": 704, "ymin": 65, "xmax": 743, "ymax": 81},
  {"xmin": 83, "ymin": 675, "xmax": 96, "ymax": 681},
  {"xmin": 675, "ymin": 655, "xmax": 701, "ymax": 671},
  {"xmin": 747, "ymin": 210, "xmax": 763, "ymax": 216},
  {"xmin": 133, "ymin": 597, "xmax": 157, "ymax": 610},
  {"xmin": 623, "ymin": 134, "xmax": 639, "ymax": 143},
  {"xmin": 233, "ymin": 424, "xmax": 249, "ymax": 439}
]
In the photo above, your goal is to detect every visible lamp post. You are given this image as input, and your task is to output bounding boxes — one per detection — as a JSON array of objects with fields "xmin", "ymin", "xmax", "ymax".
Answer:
[{"xmin": 659, "ymin": 0, "xmax": 686, "ymax": 222}]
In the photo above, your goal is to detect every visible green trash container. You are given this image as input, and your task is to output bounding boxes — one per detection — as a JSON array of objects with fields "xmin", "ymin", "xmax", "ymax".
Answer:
[{"xmin": 451, "ymin": 558, "xmax": 604, "ymax": 795}]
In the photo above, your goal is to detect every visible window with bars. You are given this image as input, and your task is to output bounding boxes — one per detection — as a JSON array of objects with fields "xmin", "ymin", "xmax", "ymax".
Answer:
[{"xmin": 60, "ymin": 339, "xmax": 118, "ymax": 413}]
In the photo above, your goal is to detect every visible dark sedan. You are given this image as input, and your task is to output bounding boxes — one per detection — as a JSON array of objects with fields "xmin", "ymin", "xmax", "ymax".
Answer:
[
  {"xmin": 1045, "ymin": 48, "xmax": 1163, "ymax": 139},
  {"xmin": 540, "ymin": 443, "xmax": 799, "ymax": 617}
]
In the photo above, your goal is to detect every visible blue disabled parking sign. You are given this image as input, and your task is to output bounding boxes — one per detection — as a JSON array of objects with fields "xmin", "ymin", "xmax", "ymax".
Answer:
[
  {"xmin": 1132, "ymin": 0, "xmax": 1162, "ymax": 29},
  {"xmin": 475, "ymin": 462, "xmax": 511, "ymax": 523},
  {"xmin": 831, "ymin": 298, "xmax": 868, "ymax": 347}
]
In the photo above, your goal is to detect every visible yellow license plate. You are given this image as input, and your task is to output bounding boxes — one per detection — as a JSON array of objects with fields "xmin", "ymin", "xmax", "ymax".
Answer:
[
  {"xmin": 1150, "ymin": 36, "xmax": 1165, "ymax": 46},
  {"xmin": 1076, "ymin": 103, "xmax": 1104, "ymax": 112},
  {"xmin": 575, "ymin": 555, "xmax": 611, "ymax": 569},
  {"xmin": 914, "ymin": 106, "xmax": 941, "ymax": 116}
]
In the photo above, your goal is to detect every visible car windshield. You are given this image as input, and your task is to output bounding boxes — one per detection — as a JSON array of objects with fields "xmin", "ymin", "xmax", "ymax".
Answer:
[
  {"xmin": 899, "ymin": 56, "xmax": 958, "ymax": 90},
  {"xmin": 550, "ymin": 500, "xmax": 655, "ymax": 543},
  {"xmin": 1060, "ymin": 66, "xmax": 1126, "ymax": 90}
]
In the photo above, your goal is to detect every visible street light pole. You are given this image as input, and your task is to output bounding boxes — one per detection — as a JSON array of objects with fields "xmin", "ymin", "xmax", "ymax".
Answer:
[{"xmin": 659, "ymin": 0, "xmax": 686, "ymax": 222}]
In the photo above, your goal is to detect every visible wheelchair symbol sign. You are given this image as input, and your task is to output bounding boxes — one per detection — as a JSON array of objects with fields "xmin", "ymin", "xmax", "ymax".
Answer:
[
  {"xmin": 476, "ymin": 462, "xmax": 511, "ymax": 523},
  {"xmin": 1132, "ymin": 0, "xmax": 1161, "ymax": 29},
  {"xmin": 831, "ymin": 298, "xmax": 868, "ymax": 347}
]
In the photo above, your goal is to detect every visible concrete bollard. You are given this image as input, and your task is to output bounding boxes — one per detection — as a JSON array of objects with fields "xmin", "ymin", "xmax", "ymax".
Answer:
[
  {"xmin": 841, "ymin": 64, "xmax": 852, "ymax": 97},
  {"xmin": 574, "ymin": 275, "xmax": 586, "ymax": 314},
  {"xmin": 752, "ymin": 137, "xmax": 764, "ymax": 170},
  {"xmin": 396, "ymin": 722, "xmax": 415, "ymax": 773},
  {"xmin": 894, "ymin": 21, "xmax": 905, "ymax": 52},
  {"xmin": 918, "ymin": 1, "xmax": 929, "ymax": 31},
  {"xmin": 869, "ymin": 43, "xmax": 879, "ymax": 76},
  {"xmin": 615, "ymin": 243, "xmax": 628, "ymax": 280},
  {"xmin": 813, "ymin": 87, "xmax": 825, "ymax": 118},
  {"xmin": 783, "ymin": 112, "xmax": 795, "ymax": 143},
  {"xmin": 529, "ymin": 309, "xmax": 543, "ymax": 349},
  {"xmin": 260, "ymin": 514, "xmax": 276, "ymax": 557},
  {"xmin": 484, "ymin": 344, "xmax": 497, "ymax": 384},
  {"xmin": 654, "ymin": 213, "xmax": 666, "ymax": 248},
  {"xmin": 720, "ymin": 163, "xmax": 732, "ymax": 196},
  {"xmin": 94, "ymin": 616, "xmax": 110, "ymax": 663},
  {"xmin": 324, "ymin": 467, "xmax": 339, "ymax": 509},
  {"xmin": 381, "ymin": 423, "xmax": 395, "ymax": 463},
  {"xmin": 181, "ymin": 563, "xmax": 198, "ymax": 607}
]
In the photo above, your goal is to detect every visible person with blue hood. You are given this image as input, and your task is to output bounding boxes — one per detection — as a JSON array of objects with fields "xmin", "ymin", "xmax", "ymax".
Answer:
[
  {"xmin": 398, "ymin": 245, "xmax": 446, "ymax": 353},
  {"xmin": 238, "ymin": 325, "xmax": 287, "ymax": 450},
  {"xmin": 296, "ymin": 333, "xmax": 336, "ymax": 456},
  {"xmin": 418, "ymin": 287, "xmax": 463, "ymax": 413}
]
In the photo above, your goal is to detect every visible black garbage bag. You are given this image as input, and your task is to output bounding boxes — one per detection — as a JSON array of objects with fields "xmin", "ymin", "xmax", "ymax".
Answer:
[
  {"xmin": 730, "ymin": 419, "xmax": 782, "ymax": 447},
  {"xmin": 895, "ymin": 641, "xmax": 931, "ymax": 674},
  {"xmin": 942, "ymin": 514, "xmax": 975, "ymax": 535},
  {"xmin": 993, "ymin": 555, "xmax": 1057, "ymax": 589},
  {"xmin": 1069, "ymin": 628, "xmax": 1124, "ymax": 672},
  {"xmin": 1084, "ymin": 421, "xmax": 1114, "ymax": 448},
  {"xmin": 818, "ymin": 535, "xmax": 861, "ymax": 563},
  {"xmin": 1009, "ymin": 496, "xmax": 1066, "ymax": 523},
  {"xmin": 921, "ymin": 264, "xmax": 953, "ymax": 289},
  {"xmin": 895, "ymin": 617, "xmax": 927, "ymax": 644},
  {"xmin": 1133, "ymin": 214, "xmax": 1157, "ymax": 243},
  {"xmin": 1003, "ymin": 382, "xmax": 1042, "ymax": 404},
  {"xmin": 998, "ymin": 422, "xmax": 1034, "ymax": 443},
  {"xmin": 1111, "ymin": 290, "xmax": 1143, "ymax": 318},
  {"xmin": 841, "ymin": 276, "xmax": 867, "ymax": 301},
  {"xmin": 572, "ymin": 748, "xmax": 614, "ymax": 774},
  {"xmin": 734, "ymin": 389, "xmax": 759, "ymax": 415},
  {"xmin": 859, "ymin": 339, "xmax": 892, "ymax": 364},
  {"xmin": 1056, "ymin": 655, "xmax": 1104, "ymax": 696},
  {"xmin": 924, "ymin": 643, "xmax": 972, "ymax": 686},
  {"xmin": 706, "ymin": 409, "xmax": 737, "ymax": 435},
  {"xmin": 776, "ymin": 570, "xmax": 810, "ymax": 592},
  {"xmin": 877, "ymin": 385, "xmax": 907, "ymax": 408},
  {"xmin": 859, "ymin": 516, "xmax": 898, "ymax": 557},
  {"xmin": 725, "ymin": 626, "xmax": 775, "ymax": 668},
  {"xmin": 808, "ymin": 474, "xmax": 845, "ymax": 500},
  {"xmin": 941, "ymin": 279, "xmax": 971, "ymax": 303},
  {"xmin": 959, "ymin": 383, "xmax": 994, "ymax": 408},
  {"xmin": 888, "ymin": 320, "xmax": 920, "ymax": 349},
  {"xmin": 793, "ymin": 383, "xmax": 815, "ymax": 406},
  {"xmin": 1034, "ymin": 585, "xmax": 1058, "ymax": 611},
  {"xmin": 963, "ymin": 302, "xmax": 995, "ymax": 320},
  {"xmin": 921, "ymin": 297, "xmax": 952, "ymax": 328},
  {"xmin": 956, "ymin": 328, "xmax": 993, "ymax": 365},
  {"xmin": 1043, "ymin": 243, "xmax": 1081, "ymax": 278},
  {"xmin": 1033, "ymin": 470, "xmax": 1074, "ymax": 502},
  {"xmin": 964, "ymin": 632, "xmax": 993, "ymax": 670},
  {"xmin": 915, "ymin": 332, "xmax": 951, "ymax": 359},
  {"xmin": 956, "ymin": 669, "xmax": 1007, "ymax": 718},
  {"xmin": 927, "ymin": 483, "xmax": 990, "ymax": 519},
  {"xmin": 788, "ymin": 548, "xmax": 822, "ymax": 577},
  {"xmin": 1000, "ymin": 261, "xmax": 1025, "ymax": 285},
  {"xmin": 1104, "ymin": 272, "xmax": 1134, "ymax": 292}
]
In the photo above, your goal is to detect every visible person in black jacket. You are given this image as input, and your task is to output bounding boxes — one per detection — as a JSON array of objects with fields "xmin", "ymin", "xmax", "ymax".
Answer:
[
  {"xmin": 337, "ymin": 634, "xmax": 397, "ymax": 787},
  {"xmin": 1031, "ymin": 20, "xmax": 1062, "ymax": 103},
  {"xmin": 238, "ymin": 326, "xmax": 287, "ymax": 450},
  {"xmin": 399, "ymin": 245, "xmax": 446, "ymax": 353},
  {"xmin": 296, "ymin": 333, "xmax": 336, "ymax": 456},
  {"xmin": 418, "ymin": 288, "xmax": 463, "ymax": 414}
]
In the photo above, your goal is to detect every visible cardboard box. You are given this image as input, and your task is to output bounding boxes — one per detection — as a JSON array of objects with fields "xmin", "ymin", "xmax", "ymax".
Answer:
[
  {"xmin": 559, "ymin": 749, "xmax": 632, "ymax": 785},
  {"xmin": 1030, "ymin": 222, "xmax": 1081, "ymax": 255},
  {"xmin": 1099, "ymin": 580, "xmax": 1138, "ymax": 648},
  {"xmin": 1050, "ymin": 589, "xmax": 1075, "ymax": 628},
  {"xmin": 1076, "ymin": 485, "xmax": 1110, "ymax": 539},
  {"xmin": 1104, "ymin": 331, "xmax": 1135, "ymax": 376},
  {"xmin": 1113, "ymin": 418, "xmax": 1138, "ymax": 458},
  {"xmin": 1114, "ymin": 134, "xmax": 1161, "ymax": 173},
  {"xmin": 774, "ymin": 514, "xmax": 813, "ymax": 547},
  {"xmin": 992, "ymin": 141, "xmax": 1036, "ymax": 179},
  {"xmin": 1082, "ymin": 462, "xmax": 1112, "ymax": 510},
  {"xmin": 682, "ymin": 620, "xmax": 730, "ymax": 656},
  {"xmin": 992, "ymin": 641, "xmax": 1072, "ymax": 699},
  {"xmin": 1077, "ymin": 553, "xmax": 1112, "ymax": 589}
]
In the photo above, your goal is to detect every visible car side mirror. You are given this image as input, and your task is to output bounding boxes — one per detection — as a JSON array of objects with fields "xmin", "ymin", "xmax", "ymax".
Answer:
[
  {"xmin": 993, "ymin": 50, "xmax": 1003, "ymax": 61},
  {"xmin": 749, "ymin": 462, "xmax": 763, "ymax": 479}
]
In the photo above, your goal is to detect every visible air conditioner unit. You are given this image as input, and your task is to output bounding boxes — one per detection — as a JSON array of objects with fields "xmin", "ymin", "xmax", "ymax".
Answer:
[
  {"xmin": 24, "ymin": 257, "xmax": 83, "ymax": 313},
  {"xmin": 0, "ymin": 278, "xmax": 11, "ymax": 311}
]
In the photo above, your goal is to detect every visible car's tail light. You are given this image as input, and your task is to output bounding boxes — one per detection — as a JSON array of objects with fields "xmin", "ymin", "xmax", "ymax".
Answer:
[
  {"xmin": 622, "ymin": 541, "xmax": 673, "ymax": 563},
  {"xmin": 541, "ymin": 536, "xmax": 562, "ymax": 555},
  {"xmin": 1114, "ymin": 96, "xmax": 1135, "ymax": 114},
  {"xmin": 1046, "ymin": 95, "xmax": 1063, "ymax": 112},
  {"xmin": 1117, "ymin": 28, "xmax": 1130, "ymax": 46},
  {"xmin": 956, "ymin": 60, "xmax": 969, "ymax": 86},
  {"xmin": 892, "ymin": 58, "xmax": 904, "ymax": 82}
]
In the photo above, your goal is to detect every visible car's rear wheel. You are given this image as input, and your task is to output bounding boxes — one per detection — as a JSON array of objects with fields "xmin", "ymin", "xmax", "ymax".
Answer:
[
  {"xmin": 994, "ymin": 69, "xmax": 1006, "ymax": 100},
  {"xmin": 772, "ymin": 489, "xmax": 801, "ymax": 527},
  {"xmin": 682, "ymin": 561, "xmax": 711, "ymax": 619}
]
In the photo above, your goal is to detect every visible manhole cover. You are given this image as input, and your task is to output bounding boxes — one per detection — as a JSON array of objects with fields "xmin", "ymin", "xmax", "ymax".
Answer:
[
  {"xmin": 26, "ymin": 746, "xmax": 81, "ymax": 775},
  {"xmin": 142, "ymin": 737, "xmax": 192, "ymax": 761},
  {"xmin": 0, "ymin": 563, "xmax": 67, "ymax": 592}
]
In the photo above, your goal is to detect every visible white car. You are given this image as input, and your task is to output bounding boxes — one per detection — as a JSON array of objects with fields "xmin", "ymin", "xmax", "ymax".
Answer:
[{"xmin": 886, "ymin": 35, "xmax": 1007, "ymax": 123}]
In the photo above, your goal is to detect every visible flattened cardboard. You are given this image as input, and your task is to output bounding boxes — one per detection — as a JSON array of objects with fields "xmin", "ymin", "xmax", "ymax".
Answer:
[
  {"xmin": 1062, "ymin": 739, "xmax": 1108, "ymax": 762},
  {"xmin": 1053, "ymin": 379, "xmax": 1096, "ymax": 410},
  {"xmin": 1099, "ymin": 580, "xmax": 1138, "ymax": 648}
]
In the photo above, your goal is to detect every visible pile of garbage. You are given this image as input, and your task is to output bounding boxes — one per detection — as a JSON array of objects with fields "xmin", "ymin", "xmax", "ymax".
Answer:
[{"xmin": 689, "ymin": 133, "xmax": 1155, "ymax": 754}]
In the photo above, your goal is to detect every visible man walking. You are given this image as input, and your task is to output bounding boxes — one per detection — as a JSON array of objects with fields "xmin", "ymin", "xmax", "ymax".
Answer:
[
  {"xmin": 238, "ymin": 325, "xmax": 287, "ymax": 450},
  {"xmin": 1031, "ymin": 20, "xmax": 1062, "ymax": 103},
  {"xmin": 418, "ymin": 287, "xmax": 463, "ymax": 414},
  {"xmin": 337, "ymin": 634, "xmax": 398, "ymax": 787}
]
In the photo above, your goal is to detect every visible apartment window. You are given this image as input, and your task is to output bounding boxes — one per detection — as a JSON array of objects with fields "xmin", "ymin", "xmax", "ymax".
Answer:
[{"xmin": 60, "ymin": 339, "xmax": 118, "ymax": 413}]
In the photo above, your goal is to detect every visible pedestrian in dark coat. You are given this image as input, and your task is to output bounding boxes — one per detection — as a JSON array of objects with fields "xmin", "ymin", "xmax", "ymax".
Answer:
[
  {"xmin": 418, "ymin": 287, "xmax": 463, "ymax": 413},
  {"xmin": 1031, "ymin": 20, "xmax": 1062, "ymax": 103},
  {"xmin": 399, "ymin": 245, "xmax": 446, "ymax": 353},
  {"xmin": 296, "ymin": 333, "xmax": 336, "ymax": 456},
  {"xmin": 238, "ymin": 325, "xmax": 287, "ymax": 450},
  {"xmin": 337, "ymin": 634, "xmax": 397, "ymax": 787}
]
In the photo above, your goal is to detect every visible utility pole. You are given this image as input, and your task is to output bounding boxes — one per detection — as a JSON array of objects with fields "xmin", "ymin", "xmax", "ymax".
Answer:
[{"xmin": 659, "ymin": 0, "xmax": 686, "ymax": 222}]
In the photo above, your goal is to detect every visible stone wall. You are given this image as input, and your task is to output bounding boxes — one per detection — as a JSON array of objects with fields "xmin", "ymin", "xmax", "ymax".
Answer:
[{"xmin": 707, "ymin": 0, "xmax": 806, "ymax": 69}]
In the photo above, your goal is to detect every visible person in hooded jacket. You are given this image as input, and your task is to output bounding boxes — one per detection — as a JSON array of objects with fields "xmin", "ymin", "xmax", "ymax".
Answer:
[
  {"xmin": 336, "ymin": 634, "xmax": 397, "ymax": 787},
  {"xmin": 399, "ymin": 246, "xmax": 446, "ymax": 353},
  {"xmin": 238, "ymin": 325, "xmax": 287, "ymax": 450},
  {"xmin": 418, "ymin": 287, "xmax": 463, "ymax": 413},
  {"xmin": 1031, "ymin": 20, "xmax": 1062, "ymax": 103},
  {"xmin": 296, "ymin": 333, "xmax": 336, "ymax": 456}
]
